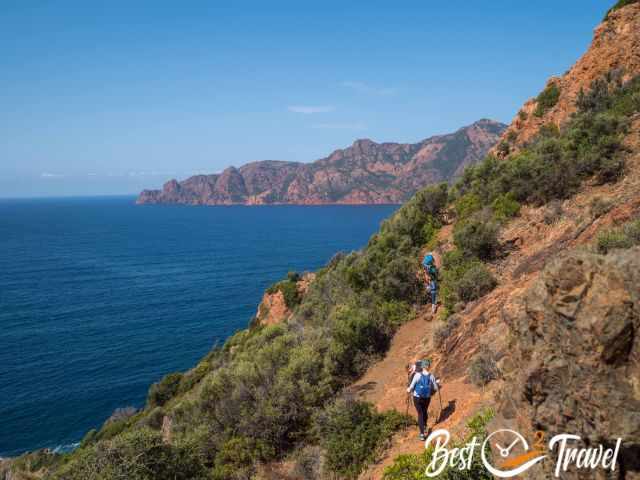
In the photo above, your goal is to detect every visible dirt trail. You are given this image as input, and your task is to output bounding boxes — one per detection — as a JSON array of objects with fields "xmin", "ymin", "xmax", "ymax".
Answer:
[{"xmin": 349, "ymin": 306, "xmax": 494, "ymax": 479}]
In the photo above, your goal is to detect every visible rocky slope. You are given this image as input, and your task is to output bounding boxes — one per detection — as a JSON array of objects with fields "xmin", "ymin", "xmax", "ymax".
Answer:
[
  {"xmin": 137, "ymin": 119, "xmax": 505, "ymax": 205},
  {"xmin": 494, "ymin": 1, "xmax": 640, "ymax": 157},
  {"xmin": 494, "ymin": 247, "xmax": 640, "ymax": 479}
]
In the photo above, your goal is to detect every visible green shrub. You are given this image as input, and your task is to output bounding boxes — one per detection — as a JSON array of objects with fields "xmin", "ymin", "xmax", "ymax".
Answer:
[
  {"xmin": 539, "ymin": 122, "xmax": 560, "ymax": 137},
  {"xmin": 534, "ymin": 83, "xmax": 560, "ymax": 117},
  {"xmin": 440, "ymin": 250, "xmax": 496, "ymax": 312},
  {"xmin": 589, "ymin": 196, "xmax": 613, "ymax": 218},
  {"xmin": 468, "ymin": 346, "xmax": 499, "ymax": 387},
  {"xmin": 491, "ymin": 193, "xmax": 520, "ymax": 222},
  {"xmin": 178, "ymin": 362, "xmax": 210, "ymax": 394},
  {"xmin": 454, "ymin": 193, "xmax": 482, "ymax": 221},
  {"xmin": 147, "ymin": 372, "xmax": 183, "ymax": 408},
  {"xmin": 52, "ymin": 428, "xmax": 209, "ymax": 480},
  {"xmin": 383, "ymin": 409, "xmax": 494, "ymax": 480},
  {"xmin": 454, "ymin": 74, "xmax": 636, "ymax": 211},
  {"xmin": 455, "ymin": 263, "xmax": 497, "ymax": 303},
  {"xmin": 317, "ymin": 398, "xmax": 411, "ymax": 479},
  {"xmin": 518, "ymin": 110, "xmax": 528, "ymax": 121},
  {"xmin": 453, "ymin": 218, "xmax": 499, "ymax": 260},
  {"xmin": 604, "ymin": 0, "xmax": 639, "ymax": 20},
  {"xmin": 287, "ymin": 270, "xmax": 301, "ymax": 282},
  {"xmin": 595, "ymin": 219, "xmax": 640, "ymax": 253},
  {"xmin": 496, "ymin": 140, "xmax": 510, "ymax": 156},
  {"xmin": 267, "ymin": 278, "xmax": 301, "ymax": 309}
]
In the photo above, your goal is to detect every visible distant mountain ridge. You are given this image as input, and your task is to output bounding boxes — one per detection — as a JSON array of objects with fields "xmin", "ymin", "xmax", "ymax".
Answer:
[{"xmin": 136, "ymin": 119, "xmax": 506, "ymax": 205}]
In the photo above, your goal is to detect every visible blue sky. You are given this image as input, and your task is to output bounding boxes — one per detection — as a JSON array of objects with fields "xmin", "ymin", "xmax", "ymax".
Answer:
[{"xmin": 1, "ymin": 0, "xmax": 612, "ymax": 197}]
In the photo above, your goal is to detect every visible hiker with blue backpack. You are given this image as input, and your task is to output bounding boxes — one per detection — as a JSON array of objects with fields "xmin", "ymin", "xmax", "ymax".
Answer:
[
  {"xmin": 407, "ymin": 359, "xmax": 440, "ymax": 440},
  {"xmin": 422, "ymin": 253, "xmax": 439, "ymax": 314}
]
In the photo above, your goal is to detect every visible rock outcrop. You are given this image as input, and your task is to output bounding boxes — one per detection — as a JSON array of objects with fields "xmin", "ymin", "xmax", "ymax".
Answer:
[
  {"xmin": 494, "ymin": 2, "xmax": 640, "ymax": 156},
  {"xmin": 494, "ymin": 247, "xmax": 640, "ymax": 479},
  {"xmin": 255, "ymin": 273, "xmax": 315, "ymax": 326},
  {"xmin": 137, "ymin": 119, "xmax": 505, "ymax": 205}
]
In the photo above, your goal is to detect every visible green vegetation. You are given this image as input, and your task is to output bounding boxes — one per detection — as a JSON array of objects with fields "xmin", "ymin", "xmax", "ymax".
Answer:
[
  {"xmin": 316, "ymin": 398, "xmax": 411, "ymax": 479},
  {"xmin": 440, "ymin": 250, "xmax": 496, "ymax": 314},
  {"xmin": 603, "ymin": 0, "xmax": 639, "ymax": 20},
  {"xmin": 454, "ymin": 75, "xmax": 638, "ymax": 207},
  {"xmin": 52, "ymin": 428, "xmax": 209, "ymax": 480},
  {"xmin": 453, "ymin": 217, "xmax": 499, "ymax": 260},
  {"xmin": 491, "ymin": 193, "xmax": 520, "ymax": 222},
  {"xmin": 383, "ymin": 409, "xmax": 494, "ymax": 480},
  {"xmin": 147, "ymin": 372, "xmax": 183, "ymax": 408},
  {"xmin": 266, "ymin": 273, "xmax": 302, "ymax": 309},
  {"xmin": 27, "ymin": 73, "xmax": 639, "ymax": 479},
  {"xmin": 595, "ymin": 218, "xmax": 640, "ymax": 253},
  {"xmin": 534, "ymin": 83, "xmax": 560, "ymax": 117}
]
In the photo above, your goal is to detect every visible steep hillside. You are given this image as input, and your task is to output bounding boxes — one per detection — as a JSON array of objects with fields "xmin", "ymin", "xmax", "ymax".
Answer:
[
  {"xmin": 136, "ymin": 119, "xmax": 505, "ymax": 205},
  {"xmin": 4, "ymin": 3, "xmax": 640, "ymax": 480},
  {"xmin": 493, "ymin": 1, "xmax": 640, "ymax": 157}
]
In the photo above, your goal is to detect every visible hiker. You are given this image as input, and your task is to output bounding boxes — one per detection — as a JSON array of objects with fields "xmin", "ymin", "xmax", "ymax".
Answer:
[
  {"xmin": 407, "ymin": 359, "xmax": 439, "ymax": 441},
  {"xmin": 422, "ymin": 253, "xmax": 439, "ymax": 314}
]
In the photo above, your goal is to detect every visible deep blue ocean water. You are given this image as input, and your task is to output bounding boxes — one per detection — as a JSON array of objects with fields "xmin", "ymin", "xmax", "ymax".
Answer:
[{"xmin": 0, "ymin": 196, "xmax": 396, "ymax": 457}]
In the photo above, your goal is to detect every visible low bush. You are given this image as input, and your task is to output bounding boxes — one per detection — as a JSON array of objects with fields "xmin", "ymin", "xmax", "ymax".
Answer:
[
  {"xmin": 491, "ymin": 193, "xmax": 520, "ymax": 222},
  {"xmin": 604, "ymin": 0, "xmax": 640, "ymax": 20},
  {"xmin": 178, "ymin": 361, "xmax": 211, "ymax": 394},
  {"xmin": 316, "ymin": 398, "xmax": 411, "ymax": 479},
  {"xmin": 454, "ymin": 74, "xmax": 636, "ymax": 209},
  {"xmin": 453, "ymin": 193, "xmax": 482, "ymax": 221},
  {"xmin": 52, "ymin": 428, "xmax": 209, "ymax": 480},
  {"xmin": 496, "ymin": 140, "xmax": 510, "ymax": 157},
  {"xmin": 534, "ymin": 83, "xmax": 560, "ymax": 117},
  {"xmin": 453, "ymin": 218, "xmax": 499, "ymax": 260},
  {"xmin": 595, "ymin": 219, "xmax": 640, "ymax": 253},
  {"xmin": 468, "ymin": 347, "xmax": 500, "ymax": 387},
  {"xmin": 455, "ymin": 263, "xmax": 498, "ymax": 304},
  {"xmin": 383, "ymin": 409, "xmax": 494, "ymax": 480},
  {"xmin": 440, "ymin": 250, "xmax": 496, "ymax": 313},
  {"xmin": 543, "ymin": 200, "xmax": 564, "ymax": 225},
  {"xmin": 267, "ymin": 278, "xmax": 301, "ymax": 309},
  {"xmin": 433, "ymin": 316, "xmax": 460, "ymax": 350},
  {"xmin": 147, "ymin": 372, "xmax": 183, "ymax": 408},
  {"xmin": 589, "ymin": 196, "xmax": 613, "ymax": 218}
]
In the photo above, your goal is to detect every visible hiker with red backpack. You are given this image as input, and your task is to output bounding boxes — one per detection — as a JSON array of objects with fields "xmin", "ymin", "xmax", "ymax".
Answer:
[
  {"xmin": 407, "ymin": 359, "xmax": 440, "ymax": 440},
  {"xmin": 422, "ymin": 253, "xmax": 439, "ymax": 314}
]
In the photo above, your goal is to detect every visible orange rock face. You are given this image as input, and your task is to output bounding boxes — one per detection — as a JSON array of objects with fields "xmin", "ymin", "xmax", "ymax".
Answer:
[{"xmin": 494, "ymin": 3, "xmax": 640, "ymax": 156}]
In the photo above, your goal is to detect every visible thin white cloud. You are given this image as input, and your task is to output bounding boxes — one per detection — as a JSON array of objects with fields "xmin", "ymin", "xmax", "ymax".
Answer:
[
  {"xmin": 341, "ymin": 81, "xmax": 397, "ymax": 96},
  {"xmin": 41, "ymin": 172, "xmax": 65, "ymax": 178},
  {"xmin": 287, "ymin": 105, "xmax": 335, "ymax": 114},
  {"xmin": 312, "ymin": 122, "xmax": 367, "ymax": 131}
]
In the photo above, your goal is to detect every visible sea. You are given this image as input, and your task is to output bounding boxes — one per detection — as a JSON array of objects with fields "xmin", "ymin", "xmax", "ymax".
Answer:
[{"xmin": 0, "ymin": 196, "xmax": 397, "ymax": 457}]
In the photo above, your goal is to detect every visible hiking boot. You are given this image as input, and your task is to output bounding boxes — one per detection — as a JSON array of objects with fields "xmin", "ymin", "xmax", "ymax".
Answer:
[{"xmin": 419, "ymin": 433, "xmax": 426, "ymax": 441}]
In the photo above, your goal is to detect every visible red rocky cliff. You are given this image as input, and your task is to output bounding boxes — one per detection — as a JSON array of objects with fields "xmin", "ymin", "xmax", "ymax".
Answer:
[{"xmin": 137, "ymin": 119, "xmax": 505, "ymax": 206}]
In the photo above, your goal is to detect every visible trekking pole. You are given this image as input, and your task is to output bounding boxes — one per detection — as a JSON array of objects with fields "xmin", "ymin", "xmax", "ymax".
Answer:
[
  {"xmin": 405, "ymin": 392, "xmax": 410, "ymax": 416},
  {"xmin": 437, "ymin": 387, "xmax": 443, "ymax": 422}
]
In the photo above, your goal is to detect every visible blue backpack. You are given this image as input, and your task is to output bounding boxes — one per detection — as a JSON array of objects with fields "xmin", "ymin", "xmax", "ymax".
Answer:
[
  {"xmin": 422, "ymin": 254, "xmax": 434, "ymax": 268},
  {"xmin": 414, "ymin": 373, "xmax": 432, "ymax": 398}
]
